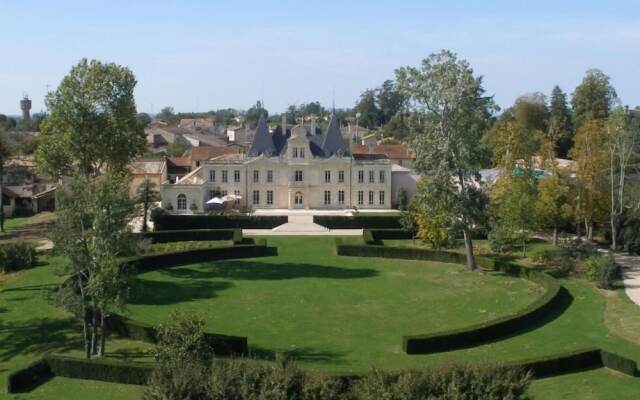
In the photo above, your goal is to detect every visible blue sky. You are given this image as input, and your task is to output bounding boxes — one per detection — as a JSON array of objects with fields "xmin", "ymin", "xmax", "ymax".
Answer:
[{"xmin": 1, "ymin": 0, "xmax": 638, "ymax": 115}]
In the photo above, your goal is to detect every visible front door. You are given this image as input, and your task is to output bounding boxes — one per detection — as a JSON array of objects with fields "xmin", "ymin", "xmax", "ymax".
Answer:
[{"xmin": 294, "ymin": 191, "xmax": 303, "ymax": 208}]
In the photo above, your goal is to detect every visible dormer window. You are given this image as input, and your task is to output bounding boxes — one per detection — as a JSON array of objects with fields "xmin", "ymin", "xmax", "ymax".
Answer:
[
  {"xmin": 292, "ymin": 148, "xmax": 298, "ymax": 158},
  {"xmin": 299, "ymin": 148, "xmax": 305, "ymax": 158}
]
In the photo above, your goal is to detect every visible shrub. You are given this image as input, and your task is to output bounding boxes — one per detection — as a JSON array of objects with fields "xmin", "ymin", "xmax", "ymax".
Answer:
[
  {"xmin": 353, "ymin": 364, "xmax": 531, "ymax": 400},
  {"xmin": 585, "ymin": 254, "xmax": 618, "ymax": 289},
  {"xmin": 45, "ymin": 355, "xmax": 152, "ymax": 385},
  {"xmin": 0, "ymin": 242, "xmax": 37, "ymax": 273},
  {"xmin": 137, "ymin": 229, "xmax": 241, "ymax": 244},
  {"xmin": 488, "ymin": 225, "xmax": 518, "ymax": 254}
]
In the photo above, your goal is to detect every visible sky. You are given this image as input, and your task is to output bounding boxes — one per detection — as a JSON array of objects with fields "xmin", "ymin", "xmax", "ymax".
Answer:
[{"xmin": 1, "ymin": 0, "xmax": 639, "ymax": 115}]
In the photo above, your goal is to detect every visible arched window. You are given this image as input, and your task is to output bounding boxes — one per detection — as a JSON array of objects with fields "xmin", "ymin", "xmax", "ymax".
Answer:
[{"xmin": 177, "ymin": 194, "xmax": 187, "ymax": 210}]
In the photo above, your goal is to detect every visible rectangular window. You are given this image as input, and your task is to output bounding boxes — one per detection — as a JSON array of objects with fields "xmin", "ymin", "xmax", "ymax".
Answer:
[
  {"xmin": 358, "ymin": 170, "xmax": 364, "ymax": 183},
  {"xmin": 267, "ymin": 170, "xmax": 273, "ymax": 183},
  {"xmin": 369, "ymin": 170, "xmax": 375, "ymax": 184},
  {"xmin": 209, "ymin": 190, "xmax": 216, "ymax": 199},
  {"xmin": 338, "ymin": 170, "xmax": 345, "ymax": 183},
  {"xmin": 221, "ymin": 190, "xmax": 228, "ymax": 196},
  {"xmin": 357, "ymin": 190, "xmax": 364, "ymax": 205},
  {"xmin": 299, "ymin": 148, "xmax": 305, "ymax": 158},
  {"xmin": 234, "ymin": 190, "xmax": 241, "ymax": 204},
  {"xmin": 294, "ymin": 170, "xmax": 303, "ymax": 182},
  {"xmin": 379, "ymin": 170, "xmax": 385, "ymax": 184},
  {"xmin": 325, "ymin": 170, "xmax": 331, "ymax": 183},
  {"xmin": 379, "ymin": 191, "xmax": 385, "ymax": 205},
  {"xmin": 324, "ymin": 190, "xmax": 331, "ymax": 205},
  {"xmin": 253, "ymin": 170, "xmax": 259, "ymax": 183},
  {"xmin": 338, "ymin": 190, "xmax": 345, "ymax": 205},
  {"xmin": 368, "ymin": 191, "xmax": 374, "ymax": 205},
  {"xmin": 292, "ymin": 148, "xmax": 298, "ymax": 158},
  {"xmin": 209, "ymin": 170, "xmax": 216, "ymax": 182},
  {"xmin": 267, "ymin": 190, "xmax": 273, "ymax": 205},
  {"xmin": 252, "ymin": 190, "xmax": 260, "ymax": 205},
  {"xmin": 234, "ymin": 170, "xmax": 240, "ymax": 183},
  {"xmin": 222, "ymin": 170, "xmax": 228, "ymax": 183}
]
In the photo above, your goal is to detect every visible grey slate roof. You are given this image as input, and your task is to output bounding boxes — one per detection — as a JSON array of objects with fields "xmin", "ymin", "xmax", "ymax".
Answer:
[
  {"xmin": 321, "ymin": 114, "xmax": 349, "ymax": 157},
  {"xmin": 247, "ymin": 114, "xmax": 277, "ymax": 157}
]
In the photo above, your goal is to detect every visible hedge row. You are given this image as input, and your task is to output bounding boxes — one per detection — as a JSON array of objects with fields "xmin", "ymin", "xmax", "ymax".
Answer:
[
  {"xmin": 335, "ymin": 243, "xmax": 562, "ymax": 355},
  {"xmin": 368, "ymin": 229, "xmax": 413, "ymax": 241},
  {"xmin": 105, "ymin": 314, "xmax": 248, "ymax": 356},
  {"xmin": 137, "ymin": 229, "xmax": 243, "ymax": 244},
  {"xmin": 120, "ymin": 244, "xmax": 274, "ymax": 274},
  {"xmin": 314, "ymin": 215, "xmax": 401, "ymax": 229},
  {"xmin": 45, "ymin": 354, "xmax": 154, "ymax": 386},
  {"xmin": 5, "ymin": 358, "xmax": 52, "ymax": 393},
  {"xmin": 601, "ymin": 350, "xmax": 639, "ymax": 377},
  {"xmin": 154, "ymin": 214, "xmax": 287, "ymax": 230}
]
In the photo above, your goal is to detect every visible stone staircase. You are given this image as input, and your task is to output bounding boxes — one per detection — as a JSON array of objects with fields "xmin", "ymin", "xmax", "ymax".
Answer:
[{"xmin": 271, "ymin": 215, "xmax": 330, "ymax": 233}]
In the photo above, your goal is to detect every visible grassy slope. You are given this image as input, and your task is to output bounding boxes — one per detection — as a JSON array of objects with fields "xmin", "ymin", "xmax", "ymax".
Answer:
[
  {"xmin": 126, "ymin": 236, "xmax": 539, "ymax": 372},
  {"xmin": 527, "ymin": 368, "xmax": 640, "ymax": 399}
]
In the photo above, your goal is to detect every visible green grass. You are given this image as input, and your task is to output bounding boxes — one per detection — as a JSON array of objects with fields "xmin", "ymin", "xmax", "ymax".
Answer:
[
  {"xmin": 126, "ymin": 236, "xmax": 541, "ymax": 372},
  {"xmin": 11, "ymin": 377, "xmax": 143, "ymax": 400},
  {"xmin": 527, "ymin": 368, "xmax": 640, "ymax": 399}
]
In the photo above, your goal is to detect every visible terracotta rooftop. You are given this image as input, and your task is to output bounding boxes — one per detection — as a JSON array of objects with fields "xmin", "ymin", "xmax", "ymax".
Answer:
[
  {"xmin": 188, "ymin": 146, "xmax": 242, "ymax": 162},
  {"xmin": 167, "ymin": 157, "xmax": 191, "ymax": 167},
  {"xmin": 351, "ymin": 143, "xmax": 415, "ymax": 160},
  {"xmin": 127, "ymin": 159, "xmax": 166, "ymax": 175}
]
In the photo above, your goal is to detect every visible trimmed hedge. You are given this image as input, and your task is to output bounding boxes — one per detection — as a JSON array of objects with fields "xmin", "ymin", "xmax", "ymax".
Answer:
[
  {"xmin": 368, "ymin": 229, "xmax": 413, "ymax": 240},
  {"xmin": 137, "ymin": 229, "xmax": 243, "ymax": 244},
  {"xmin": 335, "ymin": 243, "xmax": 562, "ymax": 355},
  {"xmin": 5, "ymin": 358, "xmax": 52, "ymax": 393},
  {"xmin": 512, "ymin": 348, "xmax": 602, "ymax": 379},
  {"xmin": 105, "ymin": 314, "xmax": 248, "ymax": 356},
  {"xmin": 314, "ymin": 215, "xmax": 401, "ymax": 229},
  {"xmin": 45, "ymin": 354, "xmax": 153, "ymax": 386},
  {"xmin": 154, "ymin": 214, "xmax": 287, "ymax": 230},
  {"xmin": 120, "ymin": 244, "xmax": 274, "ymax": 274},
  {"xmin": 601, "ymin": 350, "xmax": 639, "ymax": 376}
]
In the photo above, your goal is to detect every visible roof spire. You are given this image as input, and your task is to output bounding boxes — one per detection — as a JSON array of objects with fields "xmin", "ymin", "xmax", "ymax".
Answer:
[
  {"xmin": 322, "ymin": 114, "xmax": 348, "ymax": 157},
  {"xmin": 247, "ymin": 113, "xmax": 276, "ymax": 157}
]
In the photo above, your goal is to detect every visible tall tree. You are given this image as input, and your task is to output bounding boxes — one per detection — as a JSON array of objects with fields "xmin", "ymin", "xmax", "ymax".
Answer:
[
  {"xmin": 53, "ymin": 173, "xmax": 134, "ymax": 358},
  {"xmin": 396, "ymin": 50, "xmax": 495, "ymax": 270},
  {"xmin": 0, "ymin": 131, "xmax": 7, "ymax": 232},
  {"xmin": 536, "ymin": 173, "xmax": 574, "ymax": 245},
  {"xmin": 36, "ymin": 59, "xmax": 145, "ymax": 177},
  {"xmin": 606, "ymin": 107, "xmax": 640, "ymax": 249},
  {"xmin": 136, "ymin": 178, "xmax": 160, "ymax": 232},
  {"xmin": 570, "ymin": 120, "xmax": 610, "ymax": 240},
  {"xmin": 571, "ymin": 69, "xmax": 617, "ymax": 129},
  {"xmin": 376, "ymin": 80, "xmax": 406, "ymax": 125},
  {"xmin": 245, "ymin": 101, "xmax": 268, "ymax": 129},
  {"xmin": 514, "ymin": 93, "xmax": 548, "ymax": 132},
  {"xmin": 548, "ymin": 86, "xmax": 574, "ymax": 158},
  {"xmin": 354, "ymin": 89, "xmax": 382, "ymax": 129}
]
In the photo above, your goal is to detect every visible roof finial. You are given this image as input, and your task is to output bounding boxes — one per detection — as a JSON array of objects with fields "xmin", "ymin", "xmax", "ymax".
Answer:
[{"xmin": 331, "ymin": 87, "xmax": 335, "ymax": 114}]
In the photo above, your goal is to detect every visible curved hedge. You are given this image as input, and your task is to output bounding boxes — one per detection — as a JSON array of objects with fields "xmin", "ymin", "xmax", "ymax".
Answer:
[
  {"xmin": 153, "ymin": 214, "xmax": 287, "ymax": 230},
  {"xmin": 136, "ymin": 229, "xmax": 243, "ymax": 244},
  {"xmin": 314, "ymin": 215, "xmax": 401, "ymax": 229},
  {"xmin": 335, "ymin": 242, "xmax": 562, "ymax": 355}
]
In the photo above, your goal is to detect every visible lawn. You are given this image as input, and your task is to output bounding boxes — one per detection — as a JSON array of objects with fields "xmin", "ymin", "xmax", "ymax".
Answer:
[
  {"xmin": 0, "ymin": 213, "xmax": 54, "ymax": 245},
  {"xmin": 125, "ymin": 236, "xmax": 541, "ymax": 372},
  {"xmin": 527, "ymin": 368, "xmax": 640, "ymax": 399}
]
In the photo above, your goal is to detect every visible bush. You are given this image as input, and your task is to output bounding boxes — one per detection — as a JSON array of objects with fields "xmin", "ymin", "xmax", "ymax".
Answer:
[
  {"xmin": 0, "ymin": 242, "xmax": 37, "ymax": 273},
  {"xmin": 353, "ymin": 364, "xmax": 531, "ymax": 400},
  {"xmin": 153, "ymin": 214, "xmax": 287, "ymax": 230},
  {"xmin": 585, "ymin": 255, "xmax": 618, "ymax": 289},
  {"xmin": 488, "ymin": 225, "xmax": 518, "ymax": 254},
  {"xmin": 314, "ymin": 215, "xmax": 402, "ymax": 229}
]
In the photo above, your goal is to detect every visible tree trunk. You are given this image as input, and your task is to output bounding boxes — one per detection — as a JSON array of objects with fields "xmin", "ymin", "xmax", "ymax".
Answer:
[
  {"xmin": 78, "ymin": 282, "xmax": 91, "ymax": 359},
  {"xmin": 553, "ymin": 226, "xmax": 558, "ymax": 246},
  {"xmin": 610, "ymin": 217, "xmax": 618, "ymax": 251},
  {"xmin": 142, "ymin": 202, "xmax": 148, "ymax": 232},
  {"xmin": 576, "ymin": 221, "xmax": 582, "ymax": 241},
  {"xmin": 587, "ymin": 221, "xmax": 594, "ymax": 241},
  {"xmin": 522, "ymin": 234, "xmax": 527, "ymax": 258},
  {"xmin": 91, "ymin": 307, "xmax": 98, "ymax": 355},
  {"xmin": 99, "ymin": 311, "xmax": 107, "ymax": 357},
  {"xmin": 462, "ymin": 227, "xmax": 477, "ymax": 271}
]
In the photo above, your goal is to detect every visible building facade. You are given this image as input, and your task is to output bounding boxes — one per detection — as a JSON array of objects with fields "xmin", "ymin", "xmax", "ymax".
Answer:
[{"xmin": 161, "ymin": 114, "xmax": 394, "ymax": 212}]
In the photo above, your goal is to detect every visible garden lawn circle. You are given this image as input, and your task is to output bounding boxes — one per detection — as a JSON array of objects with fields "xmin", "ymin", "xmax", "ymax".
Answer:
[{"xmin": 125, "ymin": 237, "xmax": 544, "ymax": 373}]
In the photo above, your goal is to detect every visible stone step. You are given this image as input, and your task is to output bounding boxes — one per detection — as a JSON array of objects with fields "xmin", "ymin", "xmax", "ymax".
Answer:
[{"xmin": 271, "ymin": 222, "xmax": 330, "ymax": 232}]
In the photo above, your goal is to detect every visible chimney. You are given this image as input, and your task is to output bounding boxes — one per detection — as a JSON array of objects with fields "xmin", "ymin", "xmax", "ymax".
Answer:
[{"xmin": 310, "ymin": 115, "xmax": 317, "ymax": 135}]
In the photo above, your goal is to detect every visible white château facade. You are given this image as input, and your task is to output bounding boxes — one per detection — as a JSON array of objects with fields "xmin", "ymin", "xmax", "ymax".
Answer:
[{"xmin": 160, "ymin": 114, "xmax": 394, "ymax": 212}]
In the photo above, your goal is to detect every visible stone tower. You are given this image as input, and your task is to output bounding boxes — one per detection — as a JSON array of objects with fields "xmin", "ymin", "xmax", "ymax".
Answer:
[{"xmin": 20, "ymin": 94, "xmax": 32, "ymax": 125}]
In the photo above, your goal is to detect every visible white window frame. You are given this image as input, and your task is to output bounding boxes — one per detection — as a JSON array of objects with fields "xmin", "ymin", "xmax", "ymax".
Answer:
[
  {"xmin": 177, "ymin": 194, "xmax": 187, "ymax": 210},
  {"xmin": 324, "ymin": 190, "xmax": 331, "ymax": 205},
  {"xmin": 357, "ymin": 190, "xmax": 364, "ymax": 205},
  {"xmin": 338, "ymin": 170, "xmax": 345, "ymax": 183},
  {"xmin": 234, "ymin": 169, "xmax": 241, "ymax": 183},
  {"xmin": 325, "ymin": 170, "xmax": 331, "ymax": 183},
  {"xmin": 252, "ymin": 190, "xmax": 260, "ymax": 205},
  {"xmin": 338, "ymin": 190, "xmax": 345, "ymax": 205},
  {"xmin": 267, "ymin": 190, "xmax": 273, "ymax": 205},
  {"xmin": 379, "ymin": 190, "xmax": 385, "ymax": 205},
  {"xmin": 209, "ymin": 170, "xmax": 216, "ymax": 182},
  {"xmin": 368, "ymin": 190, "xmax": 374, "ymax": 205}
]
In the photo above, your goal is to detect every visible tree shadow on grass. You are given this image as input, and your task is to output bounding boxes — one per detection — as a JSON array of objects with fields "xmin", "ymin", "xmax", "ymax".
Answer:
[
  {"xmin": 129, "ymin": 279, "xmax": 234, "ymax": 306},
  {"xmin": 156, "ymin": 260, "xmax": 379, "ymax": 281},
  {"xmin": 0, "ymin": 283, "xmax": 58, "ymax": 293},
  {"xmin": 0, "ymin": 317, "xmax": 80, "ymax": 362},
  {"xmin": 249, "ymin": 345, "xmax": 350, "ymax": 367}
]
